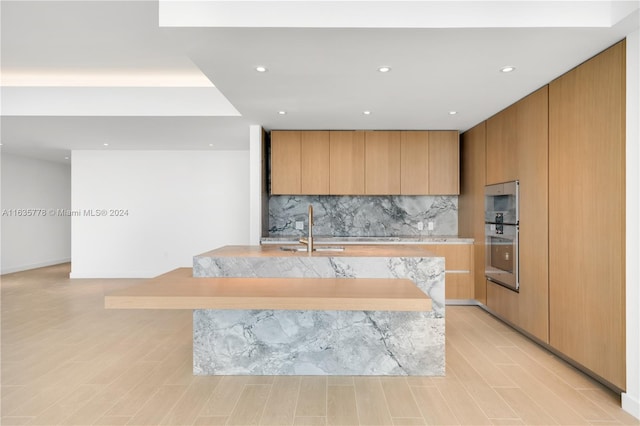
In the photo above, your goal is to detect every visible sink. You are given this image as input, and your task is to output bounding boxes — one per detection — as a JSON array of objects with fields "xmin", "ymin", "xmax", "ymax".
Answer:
[
  {"xmin": 279, "ymin": 246, "xmax": 307, "ymax": 252},
  {"xmin": 279, "ymin": 246, "xmax": 345, "ymax": 252}
]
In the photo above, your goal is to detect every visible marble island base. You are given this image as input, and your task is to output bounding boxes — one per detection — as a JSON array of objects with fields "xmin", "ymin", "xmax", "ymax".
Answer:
[
  {"xmin": 193, "ymin": 245, "xmax": 445, "ymax": 376},
  {"xmin": 193, "ymin": 309, "xmax": 443, "ymax": 375}
]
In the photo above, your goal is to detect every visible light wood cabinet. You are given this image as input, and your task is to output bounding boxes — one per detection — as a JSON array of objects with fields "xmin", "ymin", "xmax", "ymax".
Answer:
[
  {"xmin": 301, "ymin": 131, "xmax": 330, "ymax": 194},
  {"xmin": 429, "ymin": 244, "xmax": 474, "ymax": 300},
  {"xmin": 272, "ymin": 129, "xmax": 459, "ymax": 195},
  {"xmin": 330, "ymin": 131, "xmax": 365, "ymax": 195},
  {"xmin": 364, "ymin": 131, "xmax": 401, "ymax": 195},
  {"xmin": 515, "ymin": 86, "xmax": 549, "ymax": 343},
  {"xmin": 271, "ymin": 130, "xmax": 330, "ymax": 195},
  {"xmin": 465, "ymin": 88, "xmax": 549, "ymax": 342},
  {"xmin": 486, "ymin": 280, "xmax": 519, "ymax": 326},
  {"xmin": 459, "ymin": 122, "xmax": 486, "ymax": 303},
  {"xmin": 400, "ymin": 130, "xmax": 460, "ymax": 195},
  {"xmin": 442, "ymin": 89, "xmax": 548, "ymax": 332},
  {"xmin": 548, "ymin": 41, "xmax": 625, "ymax": 389},
  {"xmin": 400, "ymin": 131, "xmax": 429, "ymax": 194},
  {"xmin": 486, "ymin": 104, "xmax": 517, "ymax": 185},
  {"xmin": 270, "ymin": 130, "xmax": 301, "ymax": 194},
  {"xmin": 429, "ymin": 131, "xmax": 460, "ymax": 195}
]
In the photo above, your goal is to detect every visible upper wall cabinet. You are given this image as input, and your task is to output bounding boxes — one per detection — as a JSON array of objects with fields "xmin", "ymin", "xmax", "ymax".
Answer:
[
  {"xmin": 400, "ymin": 131, "xmax": 430, "ymax": 194},
  {"xmin": 271, "ymin": 129, "xmax": 459, "ymax": 195},
  {"xmin": 428, "ymin": 131, "xmax": 460, "ymax": 195},
  {"xmin": 301, "ymin": 131, "xmax": 330, "ymax": 194},
  {"xmin": 270, "ymin": 130, "xmax": 330, "ymax": 195},
  {"xmin": 330, "ymin": 131, "xmax": 365, "ymax": 195},
  {"xmin": 486, "ymin": 105, "xmax": 517, "ymax": 185},
  {"xmin": 365, "ymin": 131, "xmax": 401, "ymax": 195},
  {"xmin": 400, "ymin": 130, "xmax": 460, "ymax": 195},
  {"xmin": 270, "ymin": 130, "xmax": 302, "ymax": 194}
]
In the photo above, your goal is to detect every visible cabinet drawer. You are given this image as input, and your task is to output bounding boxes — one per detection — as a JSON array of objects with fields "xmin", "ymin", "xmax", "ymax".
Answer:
[{"xmin": 427, "ymin": 244, "xmax": 472, "ymax": 271}]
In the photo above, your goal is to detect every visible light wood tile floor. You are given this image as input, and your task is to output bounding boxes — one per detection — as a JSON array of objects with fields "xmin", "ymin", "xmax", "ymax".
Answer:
[{"xmin": 1, "ymin": 264, "xmax": 638, "ymax": 426}]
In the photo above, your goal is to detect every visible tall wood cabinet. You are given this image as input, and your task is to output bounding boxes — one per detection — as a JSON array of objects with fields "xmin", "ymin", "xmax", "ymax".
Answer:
[
  {"xmin": 459, "ymin": 122, "xmax": 487, "ymax": 304},
  {"xmin": 515, "ymin": 86, "xmax": 549, "ymax": 343},
  {"xmin": 548, "ymin": 40, "xmax": 626, "ymax": 389},
  {"xmin": 484, "ymin": 86, "xmax": 550, "ymax": 343},
  {"xmin": 461, "ymin": 86, "xmax": 549, "ymax": 342}
]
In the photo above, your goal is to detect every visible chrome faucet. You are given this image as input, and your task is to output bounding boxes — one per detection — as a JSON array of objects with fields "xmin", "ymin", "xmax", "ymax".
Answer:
[{"xmin": 299, "ymin": 204, "xmax": 314, "ymax": 253}]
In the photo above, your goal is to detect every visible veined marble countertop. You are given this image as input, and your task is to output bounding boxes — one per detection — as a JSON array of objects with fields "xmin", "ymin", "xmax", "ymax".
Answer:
[
  {"xmin": 197, "ymin": 244, "xmax": 440, "ymax": 258},
  {"xmin": 193, "ymin": 244, "xmax": 445, "ymax": 375},
  {"xmin": 260, "ymin": 235, "xmax": 474, "ymax": 245}
]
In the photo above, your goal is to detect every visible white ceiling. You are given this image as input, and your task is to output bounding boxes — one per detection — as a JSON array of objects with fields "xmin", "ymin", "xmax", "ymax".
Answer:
[{"xmin": 1, "ymin": 0, "xmax": 639, "ymax": 163}]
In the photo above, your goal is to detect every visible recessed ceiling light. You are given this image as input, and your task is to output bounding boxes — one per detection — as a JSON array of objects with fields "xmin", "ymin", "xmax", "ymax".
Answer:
[
  {"xmin": 278, "ymin": 111, "xmax": 287, "ymax": 115},
  {"xmin": 500, "ymin": 66, "xmax": 516, "ymax": 73},
  {"xmin": 378, "ymin": 66, "xmax": 391, "ymax": 73},
  {"xmin": 103, "ymin": 143, "xmax": 109, "ymax": 147},
  {"xmin": 65, "ymin": 156, "xmax": 70, "ymax": 160},
  {"xmin": 255, "ymin": 66, "xmax": 267, "ymax": 73},
  {"xmin": 449, "ymin": 111, "xmax": 457, "ymax": 115},
  {"xmin": 363, "ymin": 111, "xmax": 371, "ymax": 115},
  {"xmin": 209, "ymin": 143, "xmax": 214, "ymax": 147}
]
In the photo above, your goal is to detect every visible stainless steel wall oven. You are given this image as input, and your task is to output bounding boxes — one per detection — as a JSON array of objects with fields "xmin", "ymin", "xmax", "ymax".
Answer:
[{"xmin": 485, "ymin": 181, "xmax": 519, "ymax": 292}]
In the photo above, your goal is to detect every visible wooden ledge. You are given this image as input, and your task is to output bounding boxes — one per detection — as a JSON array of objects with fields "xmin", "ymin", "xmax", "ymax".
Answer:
[{"xmin": 105, "ymin": 268, "xmax": 431, "ymax": 312}]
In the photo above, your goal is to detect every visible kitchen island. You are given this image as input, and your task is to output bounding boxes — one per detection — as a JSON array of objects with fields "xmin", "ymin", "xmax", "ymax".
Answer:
[{"xmin": 192, "ymin": 244, "xmax": 445, "ymax": 376}]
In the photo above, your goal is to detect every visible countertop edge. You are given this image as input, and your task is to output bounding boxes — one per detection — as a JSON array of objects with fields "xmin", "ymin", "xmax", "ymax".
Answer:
[{"xmin": 260, "ymin": 237, "xmax": 474, "ymax": 245}]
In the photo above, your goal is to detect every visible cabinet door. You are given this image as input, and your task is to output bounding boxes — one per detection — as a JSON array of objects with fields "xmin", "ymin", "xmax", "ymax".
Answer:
[
  {"xmin": 270, "ymin": 130, "xmax": 301, "ymax": 194},
  {"xmin": 429, "ymin": 131, "xmax": 460, "ymax": 194},
  {"xmin": 400, "ymin": 131, "xmax": 429, "ymax": 194},
  {"xmin": 330, "ymin": 131, "xmax": 365, "ymax": 195},
  {"xmin": 515, "ymin": 86, "xmax": 549, "ymax": 343},
  {"xmin": 459, "ymin": 122, "xmax": 486, "ymax": 304},
  {"xmin": 486, "ymin": 105, "xmax": 517, "ymax": 185},
  {"xmin": 365, "ymin": 131, "xmax": 401, "ymax": 195},
  {"xmin": 301, "ymin": 131, "xmax": 330, "ymax": 194},
  {"xmin": 549, "ymin": 41, "xmax": 625, "ymax": 389}
]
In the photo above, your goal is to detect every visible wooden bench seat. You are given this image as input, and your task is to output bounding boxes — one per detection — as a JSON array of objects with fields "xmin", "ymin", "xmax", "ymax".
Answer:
[{"xmin": 104, "ymin": 268, "xmax": 431, "ymax": 311}]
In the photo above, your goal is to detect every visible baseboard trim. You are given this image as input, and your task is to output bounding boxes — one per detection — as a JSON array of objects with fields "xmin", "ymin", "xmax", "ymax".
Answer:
[
  {"xmin": 69, "ymin": 271, "xmax": 161, "ymax": 279},
  {"xmin": 445, "ymin": 299, "xmax": 481, "ymax": 306},
  {"xmin": 622, "ymin": 393, "xmax": 640, "ymax": 420},
  {"xmin": 1, "ymin": 258, "xmax": 71, "ymax": 275}
]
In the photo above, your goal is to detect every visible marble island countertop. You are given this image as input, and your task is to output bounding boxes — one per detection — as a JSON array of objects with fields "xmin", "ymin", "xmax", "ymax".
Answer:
[
  {"xmin": 260, "ymin": 235, "xmax": 474, "ymax": 245},
  {"xmin": 192, "ymin": 244, "xmax": 446, "ymax": 375},
  {"xmin": 197, "ymin": 244, "xmax": 439, "ymax": 258}
]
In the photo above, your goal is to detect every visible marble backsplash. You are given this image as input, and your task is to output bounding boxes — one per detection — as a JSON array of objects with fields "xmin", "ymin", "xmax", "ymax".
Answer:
[{"xmin": 269, "ymin": 195, "xmax": 457, "ymax": 237}]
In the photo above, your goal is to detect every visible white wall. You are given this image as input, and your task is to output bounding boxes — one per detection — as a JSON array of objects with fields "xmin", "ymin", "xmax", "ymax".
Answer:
[
  {"xmin": 623, "ymin": 29, "xmax": 640, "ymax": 420},
  {"xmin": 70, "ymin": 150, "xmax": 250, "ymax": 278},
  {"xmin": 1, "ymin": 153, "xmax": 71, "ymax": 274},
  {"xmin": 249, "ymin": 125, "xmax": 264, "ymax": 245}
]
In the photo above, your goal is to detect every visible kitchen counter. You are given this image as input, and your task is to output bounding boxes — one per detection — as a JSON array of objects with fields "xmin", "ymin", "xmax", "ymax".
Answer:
[
  {"xmin": 105, "ymin": 268, "xmax": 431, "ymax": 311},
  {"xmin": 260, "ymin": 235, "xmax": 474, "ymax": 245},
  {"xmin": 193, "ymin": 244, "xmax": 445, "ymax": 376},
  {"xmin": 198, "ymin": 244, "xmax": 438, "ymax": 258}
]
